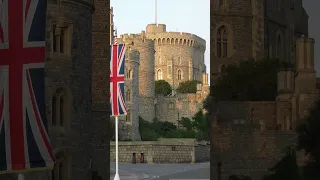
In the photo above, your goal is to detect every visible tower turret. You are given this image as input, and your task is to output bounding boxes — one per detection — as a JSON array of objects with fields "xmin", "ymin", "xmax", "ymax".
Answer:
[
  {"xmin": 118, "ymin": 46, "xmax": 141, "ymax": 140},
  {"xmin": 119, "ymin": 34, "xmax": 156, "ymax": 121}
]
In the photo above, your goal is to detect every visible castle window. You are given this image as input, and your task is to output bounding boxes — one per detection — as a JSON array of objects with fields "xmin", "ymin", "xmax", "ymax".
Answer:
[
  {"xmin": 157, "ymin": 69, "xmax": 162, "ymax": 80},
  {"xmin": 126, "ymin": 111, "xmax": 131, "ymax": 123},
  {"xmin": 52, "ymin": 23, "xmax": 71, "ymax": 54},
  {"xmin": 126, "ymin": 69, "xmax": 132, "ymax": 79},
  {"xmin": 51, "ymin": 88, "xmax": 70, "ymax": 129},
  {"xmin": 125, "ymin": 89, "xmax": 131, "ymax": 102},
  {"xmin": 177, "ymin": 70, "xmax": 182, "ymax": 80},
  {"xmin": 52, "ymin": 151, "xmax": 69, "ymax": 180},
  {"xmin": 178, "ymin": 57, "xmax": 181, "ymax": 64},
  {"xmin": 217, "ymin": 26, "xmax": 228, "ymax": 58},
  {"xmin": 169, "ymin": 102, "xmax": 174, "ymax": 110}
]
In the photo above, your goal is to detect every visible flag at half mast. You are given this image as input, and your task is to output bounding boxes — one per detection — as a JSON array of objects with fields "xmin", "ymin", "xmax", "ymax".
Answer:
[
  {"xmin": 110, "ymin": 44, "xmax": 127, "ymax": 116},
  {"xmin": 0, "ymin": 0, "xmax": 55, "ymax": 174}
]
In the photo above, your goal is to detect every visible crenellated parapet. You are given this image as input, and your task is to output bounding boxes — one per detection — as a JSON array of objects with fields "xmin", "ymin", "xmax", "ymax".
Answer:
[
  {"xmin": 146, "ymin": 32, "xmax": 206, "ymax": 52},
  {"xmin": 145, "ymin": 24, "xmax": 206, "ymax": 52}
]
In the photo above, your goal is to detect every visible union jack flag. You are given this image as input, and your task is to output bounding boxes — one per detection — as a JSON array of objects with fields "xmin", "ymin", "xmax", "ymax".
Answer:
[
  {"xmin": 110, "ymin": 44, "xmax": 127, "ymax": 116},
  {"xmin": 0, "ymin": 0, "xmax": 55, "ymax": 174}
]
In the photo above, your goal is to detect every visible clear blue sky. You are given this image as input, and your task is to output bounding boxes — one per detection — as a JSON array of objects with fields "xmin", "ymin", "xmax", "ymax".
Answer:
[{"xmin": 111, "ymin": 0, "xmax": 211, "ymax": 77}]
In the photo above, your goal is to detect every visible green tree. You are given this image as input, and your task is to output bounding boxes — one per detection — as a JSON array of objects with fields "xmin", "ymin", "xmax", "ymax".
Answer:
[
  {"xmin": 155, "ymin": 80, "xmax": 172, "ymax": 96},
  {"xmin": 266, "ymin": 148, "xmax": 302, "ymax": 180},
  {"xmin": 296, "ymin": 100, "xmax": 320, "ymax": 164},
  {"xmin": 176, "ymin": 80, "xmax": 202, "ymax": 93},
  {"xmin": 211, "ymin": 58, "xmax": 293, "ymax": 101}
]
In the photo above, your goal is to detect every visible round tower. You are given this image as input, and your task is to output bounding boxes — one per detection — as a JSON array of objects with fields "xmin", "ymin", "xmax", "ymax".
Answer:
[
  {"xmin": 119, "ymin": 34, "xmax": 156, "ymax": 122},
  {"xmin": 144, "ymin": 24, "xmax": 206, "ymax": 87},
  {"xmin": 118, "ymin": 46, "xmax": 141, "ymax": 140}
]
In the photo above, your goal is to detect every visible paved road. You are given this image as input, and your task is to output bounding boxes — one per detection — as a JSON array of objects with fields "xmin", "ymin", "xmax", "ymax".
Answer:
[
  {"xmin": 151, "ymin": 166, "xmax": 210, "ymax": 180},
  {"xmin": 110, "ymin": 162, "xmax": 211, "ymax": 180}
]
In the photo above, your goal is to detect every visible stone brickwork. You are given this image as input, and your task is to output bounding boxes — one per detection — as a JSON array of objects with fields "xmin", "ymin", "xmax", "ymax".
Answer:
[
  {"xmin": 91, "ymin": 1, "xmax": 110, "ymax": 180},
  {"xmin": 211, "ymin": 124, "xmax": 297, "ymax": 180},
  {"xmin": 110, "ymin": 139, "xmax": 209, "ymax": 163}
]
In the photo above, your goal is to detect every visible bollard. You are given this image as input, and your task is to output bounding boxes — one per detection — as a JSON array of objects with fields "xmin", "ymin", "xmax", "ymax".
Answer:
[
  {"xmin": 140, "ymin": 153, "xmax": 144, "ymax": 163},
  {"xmin": 132, "ymin": 153, "xmax": 136, "ymax": 164}
]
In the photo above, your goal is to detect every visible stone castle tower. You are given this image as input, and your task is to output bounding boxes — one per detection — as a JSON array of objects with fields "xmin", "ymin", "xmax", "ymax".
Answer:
[
  {"xmin": 118, "ymin": 34, "xmax": 156, "ymax": 123},
  {"xmin": 211, "ymin": 0, "xmax": 309, "ymax": 81},
  {"xmin": 144, "ymin": 24, "xmax": 206, "ymax": 87}
]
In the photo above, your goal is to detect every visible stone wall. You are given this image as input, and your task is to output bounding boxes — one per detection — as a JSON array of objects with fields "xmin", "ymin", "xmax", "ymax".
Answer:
[
  {"xmin": 211, "ymin": 123, "xmax": 297, "ymax": 180},
  {"xmin": 155, "ymin": 94, "xmax": 204, "ymax": 125},
  {"xmin": 213, "ymin": 101, "xmax": 276, "ymax": 128},
  {"xmin": 110, "ymin": 138, "xmax": 209, "ymax": 163}
]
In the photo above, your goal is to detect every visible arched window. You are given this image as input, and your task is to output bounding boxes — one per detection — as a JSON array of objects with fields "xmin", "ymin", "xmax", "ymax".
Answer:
[
  {"xmin": 52, "ymin": 151, "xmax": 69, "ymax": 180},
  {"xmin": 217, "ymin": 26, "xmax": 228, "ymax": 58},
  {"xmin": 126, "ymin": 69, "xmax": 132, "ymax": 79},
  {"xmin": 177, "ymin": 70, "xmax": 182, "ymax": 80},
  {"xmin": 125, "ymin": 89, "xmax": 131, "ymax": 102},
  {"xmin": 277, "ymin": 35, "xmax": 282, "ymax": 59},
  {"xmin": 60, "ymin": 96, "xmax": 64, "ymax": 126},
  {"xmin": 51, "ymin": 88, "xmax": 70, "ymax": 128},
  {"xmin": 157, "ymin": 69, "xmax": 162, "ymax": 80},
  {"xmin": 126, "ymin": 111, "xmax": 131, "ymax": 122}
]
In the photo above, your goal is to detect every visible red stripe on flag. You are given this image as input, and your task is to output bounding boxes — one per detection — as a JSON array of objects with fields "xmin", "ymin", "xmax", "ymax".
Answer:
[{"xmin": 26, "ymin": 70, "xmax": 55, "ymax": 161}]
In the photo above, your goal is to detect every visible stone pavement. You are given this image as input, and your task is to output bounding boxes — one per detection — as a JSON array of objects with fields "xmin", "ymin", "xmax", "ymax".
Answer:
[{"xmin": 110, "ymin": 162, "xmax": 210, "ymax": 180}]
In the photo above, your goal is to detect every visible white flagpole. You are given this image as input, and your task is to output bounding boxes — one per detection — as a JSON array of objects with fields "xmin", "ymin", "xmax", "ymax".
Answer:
[
  {"xmin": 113, "ymin": 116, "xmax": 120, "ymax": 180},
  {"xmin": 18, "ymin": 173, "xmax": 24, "ymax": 180}
]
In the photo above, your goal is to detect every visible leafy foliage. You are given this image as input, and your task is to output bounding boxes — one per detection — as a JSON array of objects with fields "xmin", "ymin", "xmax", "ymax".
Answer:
[
  {"xmin": 176, "ymin": 80, "xmax": 202, "ymax": 93},
  {"xmin": 211, "ymin": 58, "xmax": 293, "ymax": 101},
  {"xmin": 296, "ymin": 100, "xmax": 320, "ymax": 164},
  {"xmin": 265, "ymin": 148, "xmax": 302, "ymax": 180},
  {"xmin": 155, "ymin": 80, "xmax": 172, "ymax": 96},
  {"xmin": 139, "ymin": 110, "xmax": 209, "ymax": 141}
]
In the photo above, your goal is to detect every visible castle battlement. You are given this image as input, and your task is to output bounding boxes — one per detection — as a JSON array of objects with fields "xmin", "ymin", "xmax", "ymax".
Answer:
[
  {"xmin": 145, "ymin": 31, "xmax": 206, "ymax": 51},
  {"xmin": 119, "ymin": 34, "xmax": 154, "ymax": 48}
]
